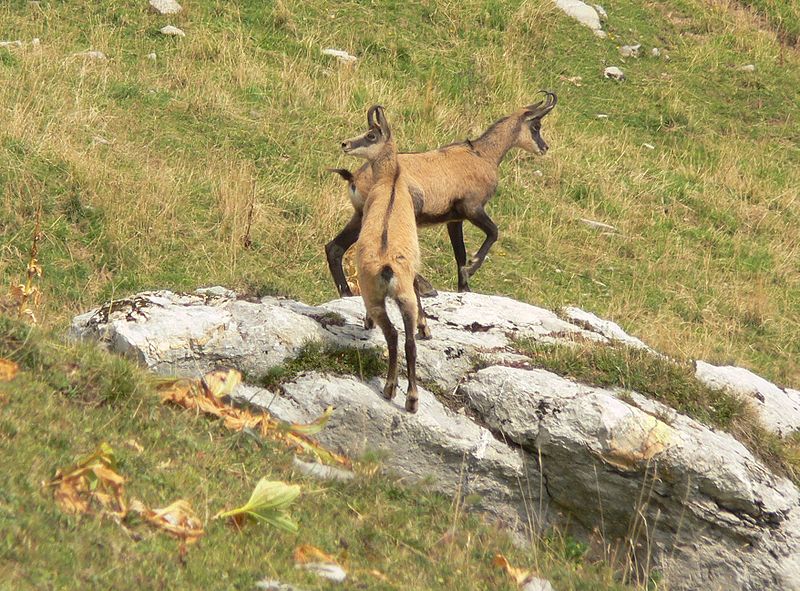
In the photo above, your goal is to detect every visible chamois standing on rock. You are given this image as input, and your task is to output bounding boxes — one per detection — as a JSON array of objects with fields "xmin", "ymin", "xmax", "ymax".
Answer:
[
  {"xmin": 340, "ymin": 105, "xmax": 429, "ymax": 413},
  {"xmin": 327, "ymin": 91, "xmax": 557, "ymax": 296}
]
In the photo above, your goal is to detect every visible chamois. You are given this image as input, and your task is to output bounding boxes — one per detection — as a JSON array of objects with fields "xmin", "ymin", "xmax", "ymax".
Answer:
[
  {"xmin": 326, "ymin": 91, "xmax": 557, "ymax": 296},
  {"xmin": 340, "ymin": 105, "xmax": 428, "ymax": 413}
]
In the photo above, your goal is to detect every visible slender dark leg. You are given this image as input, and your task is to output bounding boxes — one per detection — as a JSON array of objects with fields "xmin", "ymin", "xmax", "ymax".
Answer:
[
  {"xmin": 324, "ymin": 213, "xmax": 362, "ymax": 297},
  {"xmin": 400, "ymin": 305, "xmax": 419, "ymax": 413},
  {"xmin": 413, "ymin": 276, "xmax": 432, "ymax": 340},
  {"xmin": 465, "ymin": 207, "xmax": 498, "ymax": 277},
  {"xmin": 447, "ymin": 221, "xmax": 470, "ymax": 292},
  {"xmin": 371, "ymin": 307, "xmax": 398, "ymax": 400}
]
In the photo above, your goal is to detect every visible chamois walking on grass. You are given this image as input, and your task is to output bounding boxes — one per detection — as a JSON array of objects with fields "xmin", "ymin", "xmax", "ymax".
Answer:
[
  {"xmin": 327, "ymin": 91, "xmax": 557, "ymax": 296},
  {"xmin": 340, "ymin": 105, "xmax": 429, "ymax": 413}
]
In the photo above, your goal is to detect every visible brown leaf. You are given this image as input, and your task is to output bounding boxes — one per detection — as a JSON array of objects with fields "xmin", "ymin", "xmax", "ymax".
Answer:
[
  {"xmin": 49, "ymin": 443, "xmax": 126, "ymax": 517},
  {"xmin": 201, "ymin": 368, "xmax": 242, "ymax": 398},
  {"xmin": 493, "ymin": 554, "xmax": 531, "ymax": 586},
  {"xmin": 0, "ymin": 358, "xmax": 19, "ymax": 382},
  {"xmin": 160, "ymin": 370, "xmax": 349, "ymax": 466},
  {"xmin": 294, "ymin": 544, "xmax": 338, "ymax": 565},
  {"xmin": 130, "ymin": 499, "xmax": 205, "ymax": 544}
]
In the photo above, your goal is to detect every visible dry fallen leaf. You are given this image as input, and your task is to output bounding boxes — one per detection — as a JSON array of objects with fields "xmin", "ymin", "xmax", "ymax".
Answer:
[
  {"xmin": 130, "ymin": 499, "xmax": 205, "ymax": 544},
  {"xmin": 0, "ymin": 358, "xmax": 19, "ymax": 382},
  {"xmin": 49, "ymin": 442, "xmax": 126, "ymax": 517},
  {"xmin": 160, "ymin": 370, "xmax": 349, "ymax": 465},
  {"xmin": 493, "ymin": 554, "xmax": 532, "ymax": 586}
]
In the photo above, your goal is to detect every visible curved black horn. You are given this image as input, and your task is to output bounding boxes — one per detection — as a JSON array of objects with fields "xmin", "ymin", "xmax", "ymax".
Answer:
[
  {"xmin": 539, "ymin": 90, "xmax": 557, "ymax": 115},
  {"xmin": 367, "ymin": 104, "xmax": 383, "ymax": 128}
]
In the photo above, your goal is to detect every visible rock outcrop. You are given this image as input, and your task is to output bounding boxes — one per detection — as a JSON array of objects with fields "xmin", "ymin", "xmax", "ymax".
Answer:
[{"xmin": 70, "ymin": 288, "xmax": 800, "ymax": 591}]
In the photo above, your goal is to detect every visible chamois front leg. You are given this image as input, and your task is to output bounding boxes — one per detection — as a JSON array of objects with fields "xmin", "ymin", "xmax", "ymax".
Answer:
[
  {"xmin": 324, "ymin": 213, "xmax": 362, "ymax": 297},
  {"xmin": 446, "ymin": 221, "xmax": 470, "ymax": 292},
  {"xmin": 465, "ymin": 206, "xmax": 498, "ymax": 278}
]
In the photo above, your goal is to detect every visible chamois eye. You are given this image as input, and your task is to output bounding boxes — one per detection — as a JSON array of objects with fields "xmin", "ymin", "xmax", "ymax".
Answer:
[{"xmin": 366, "ymin": 132, "xmax": 377, "ymax": 141}]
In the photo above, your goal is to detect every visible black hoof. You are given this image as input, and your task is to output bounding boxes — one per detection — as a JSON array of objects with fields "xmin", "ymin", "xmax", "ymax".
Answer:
[
  {"xmin": 417, "ymin": 328, "xmax": 432, "ymax": 341},
  {"xmin": 383, "ymin": 382, "xmax": 397, "ymax": 400},
  {"xmin": 405, "ymin": 395, "xmax": 419, "ymax": 413}
]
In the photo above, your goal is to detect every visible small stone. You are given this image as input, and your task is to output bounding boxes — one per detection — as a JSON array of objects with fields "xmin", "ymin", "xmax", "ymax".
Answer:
[
  {"xmin": 0, "ymin": 40, "xmax": 23, "ymax": 49},
  {"xmin": 554, "ymin": 0, "xmax": 603, "ymax": 33},
  {"xmin": 594, "ymin": 29, "xmax": 607, "ymax": 38},
  {"xmin": 523, "ymin": 578, "xmax": 555, "ymax": 591},
  {"xmin": 596, "ymin": 113, "xmax": 609, "ymax": 118},
  {"xmin": 149, "ymin": 0, "xmax": 182, "ymax": 15},
  {"xmin": 255, "ymin": 581, "xmax": 308, "ymax": 591},
  {"xmin": 75, "ymin": 50, "xmax": 107, "ymax": 60},
  {"xmin": 619, "ymin": 43, "xmax": 641, "ymax": 58},
  {"xmin": 651, "ymin": 47, "xmax": 661, "ymax": 57},
  {"xmin": 92, "ymin": 136, "xmax": 112, "ymax": 146},
  {"xmin": 31, "ymin": 38, "xmax": 41, "ymax": 47},
  {"xmin": 322, "ymin": 48, "xmax": 357, "ymax": 63},
  {"xmin": 603, "ymin": 66, "xmax": 625, "ymax": 81},
  {"xmin": 160, "ymin": 25, "xmax": 185, "ymax": 37},
  {"xmin": 593, "ymin": 4, "xmax": 608, "ymax": 21},
  {"xmin": 739, "ymin": 63, "xmax": 756, "ymax": 72},
  {"xmin": 297, "ymin": 563, "xmax": 346, "ymax": 583},
  {"xmin": 147, "ymin": 52, "xmax": 157, "ymax": 61},
  {"xmin": 533, "ymin": 170, "xmax": 543, "ymax": 177}
]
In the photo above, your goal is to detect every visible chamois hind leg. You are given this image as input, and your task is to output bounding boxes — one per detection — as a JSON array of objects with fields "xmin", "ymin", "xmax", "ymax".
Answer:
[
  {"xmin": 447, "ymin": 221, "xmax": 470, "ymax": 292},
  {"xmin": 369, "ymin": 304, "xmax": 399, "ymax": 401},
  {"xmin": 413, "ymin": 276, "xmax": 432, "ymax": 340},
  {"xmin": 398, "ymin": 296, "xmax": 419, "ymax": 413},
  {"xmin": 465, "ymin": 206, "xmax": 498, "ymax": 278},
  {"xmin": 324, "ymin": 213, "xmax": 362, "ymax": 297}
]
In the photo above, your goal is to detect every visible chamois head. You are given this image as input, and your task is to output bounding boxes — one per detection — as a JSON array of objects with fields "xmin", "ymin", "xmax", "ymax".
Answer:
[
  {"xmin": 516, "ymin": 91, "xmax": 557, "ymax": 155},
  {"xmin": 340, "ymin": 105, "xmax": 393, "ymax": 160}
]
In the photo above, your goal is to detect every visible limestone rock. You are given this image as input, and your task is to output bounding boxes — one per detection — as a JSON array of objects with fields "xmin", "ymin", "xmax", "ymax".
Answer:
[
  {"xmin": 619, "ymin": 43, "xmax": 641, "ymax": 58},
  {"xmin": 695, "ymin": 361, "xmax": 800, "ymax": 435},
  {"xmin": 234, "ymin": 375, "xmax": 535, "ymax": 529},
  {"xmin": 70, "ymin": 287, "xmax": 800, "ymax": 590},
  {"xmin": 561, "ymin": 306, "xmax": 648, "ymax": 349},
  {"xmin": 149, "ymin": 0, "xmax": 182, "ymax": 15},
  {"xmin": 553, "ymin": 0, "xmax": 604, "ymax": 35},
  {"xmin": 603, "ymin": 66, "xmax": 625, "ymax": 81},
  {"xmin": 460, "ymin": 365, "xmax": 800, "ymax": 591},
  {"xmin": 160, "ymin": 25, "xmax": 185, "ymax": 37}
]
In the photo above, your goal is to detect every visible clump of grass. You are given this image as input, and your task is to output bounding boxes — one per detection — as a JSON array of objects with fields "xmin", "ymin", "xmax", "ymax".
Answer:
[
  {"xmin": 0, "ymin": 315, "xmax": 142, "ymax": 405},
  {"xmin": 259, "ymin": 340, "xmax": 386, "ymax": 389},
  {"xmin": 515, "ymin": 339, "xmax": 746, "ymax": 428},
  {"xmin": 514, "ymin": 339, "xmax": 800, "ymax": 482}
]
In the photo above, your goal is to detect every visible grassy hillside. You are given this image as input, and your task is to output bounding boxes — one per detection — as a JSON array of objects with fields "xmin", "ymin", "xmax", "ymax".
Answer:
[
  {"xmin": 1, "ymin": 0, "xmax": 799, "ymax": 588},
  {"xmin": 1, "ymin": 0, "xmax": 799, "ymax": 385}
]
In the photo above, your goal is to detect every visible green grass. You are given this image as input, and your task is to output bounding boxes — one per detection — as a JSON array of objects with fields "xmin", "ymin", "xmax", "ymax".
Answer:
[
  {"xmin": 1, "ymin": 0, "xmax": 800, "ymax": 587},
  {"xmin": 0, "ymin": 320, "xmax": 637, "ymax": 590},
  {"xmin": 258, "ymin": 341, "xmax": 387, "ymax": 389}
]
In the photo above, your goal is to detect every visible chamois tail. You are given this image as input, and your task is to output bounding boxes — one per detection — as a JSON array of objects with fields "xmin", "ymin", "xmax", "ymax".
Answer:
[{"xmin": 380, "ymin": 265, "xmax": 394, "ymax": 283}]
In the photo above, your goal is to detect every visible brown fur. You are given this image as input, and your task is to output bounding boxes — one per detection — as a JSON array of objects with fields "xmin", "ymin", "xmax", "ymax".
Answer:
[
  {"xmin": 326, "ymin": 94, "xmax": 557, "ymax": 295},
  {"xmin": 340, "ymin": 105, "xmax": 429, "ymax": 413}
]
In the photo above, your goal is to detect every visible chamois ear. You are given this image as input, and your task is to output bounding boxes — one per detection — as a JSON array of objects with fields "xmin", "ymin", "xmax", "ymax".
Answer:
[
  {"xmin": 524, "ymin": 91, "xmax": 558, "ymax": 120},
  {"xmin": 373, "ymin": 105, "xmax": 391, "ymax": 138}
]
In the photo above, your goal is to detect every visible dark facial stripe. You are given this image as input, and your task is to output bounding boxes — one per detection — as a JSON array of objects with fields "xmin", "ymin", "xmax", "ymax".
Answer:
[{"xmin": 380, "ymin": 167, "xmax": 401, "ymax": 253}]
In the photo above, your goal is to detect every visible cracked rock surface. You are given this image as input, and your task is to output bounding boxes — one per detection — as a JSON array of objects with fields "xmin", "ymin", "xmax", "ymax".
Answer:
[{"xmin": 70, "ymin": 287, "xmax": 800, "ymax": 591}]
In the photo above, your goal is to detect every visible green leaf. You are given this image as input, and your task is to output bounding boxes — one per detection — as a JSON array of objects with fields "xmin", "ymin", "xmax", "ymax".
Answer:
[{"xmin": 215, "ymin": 478, "xmax": 301, "ymax": 533}]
